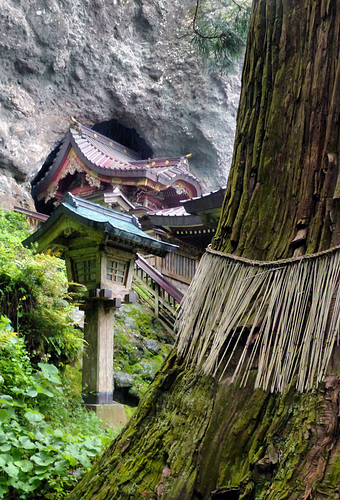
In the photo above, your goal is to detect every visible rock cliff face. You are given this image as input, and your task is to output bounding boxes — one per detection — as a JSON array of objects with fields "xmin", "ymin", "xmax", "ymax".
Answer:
[{"xmin": 0, "ymin": 0, "xmax": 241, "ymax": 209}]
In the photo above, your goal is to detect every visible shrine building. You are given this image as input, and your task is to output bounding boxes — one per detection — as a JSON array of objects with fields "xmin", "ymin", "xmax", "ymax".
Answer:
[
  {"xmin": 29, "ymin": 119, "xmax": 224, "ymax": 293},
  {"xmin": 32, "ymin": 119, "xmax": 201, "ymax": 215}
]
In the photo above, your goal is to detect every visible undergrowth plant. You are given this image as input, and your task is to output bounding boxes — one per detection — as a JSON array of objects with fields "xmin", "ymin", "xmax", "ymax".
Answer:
[
  {"xmin": 0, "ymin": 209, "xmax": 82, "ymax": 366},
  {"xmin": 0, "ymin": 209, "xmax": 121, "ymax": 499},
  {"xmin": 0, "ymin": 316, "xmax": 117, "ymax": 499}
]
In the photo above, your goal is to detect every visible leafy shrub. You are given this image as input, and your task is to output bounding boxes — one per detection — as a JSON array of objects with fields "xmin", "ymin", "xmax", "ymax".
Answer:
[
  {"xmin": 0, "ymin": 317, "xmax": 114, "ymax": 499},
  {"xmin": 0, "ymin": 209, "xmax": 82, "ymax": 366},
  {"xmin": 0, "ymin": 210, "xmax": 122, "ymax": 499}
]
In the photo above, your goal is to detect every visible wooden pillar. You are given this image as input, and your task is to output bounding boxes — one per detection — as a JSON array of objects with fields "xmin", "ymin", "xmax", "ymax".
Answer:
[{"xmin": 82, "ymin": 301, "xmax": 115, "ymax": 405}]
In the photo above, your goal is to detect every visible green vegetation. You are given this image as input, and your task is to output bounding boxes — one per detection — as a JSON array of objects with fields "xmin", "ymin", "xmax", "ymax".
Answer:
[
  {"xmin": 114, "ymin": 304, "xmax": 175, "ymax": 404},
  {"xmin": 0, "ymin": 316, "xmax": 117, "ymax": 500},
  {"xmin": 0, "ymin": 210, "xmax": 118, "ymax": 499},
  {"xmin": 191, "ymin": 0, "xmax": 251, "ymax": 71},
  {"xmin": 0, "ymin": 210, "xmax": 83, "ymax": 366}
]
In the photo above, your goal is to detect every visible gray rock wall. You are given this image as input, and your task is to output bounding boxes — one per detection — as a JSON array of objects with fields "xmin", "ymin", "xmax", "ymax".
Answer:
[{"xmin": 0, "ymin": 0, "xmax": 242, "ymax": 209}]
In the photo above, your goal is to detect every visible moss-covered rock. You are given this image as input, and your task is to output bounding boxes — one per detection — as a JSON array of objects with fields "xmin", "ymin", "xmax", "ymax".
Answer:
[{"xmin": 113, "ymin": 303, "xmax": 175, "ymax": 405}]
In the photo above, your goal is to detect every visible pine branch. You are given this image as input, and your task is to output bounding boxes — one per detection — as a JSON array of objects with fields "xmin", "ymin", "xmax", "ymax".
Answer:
[
  {"xmin": 230, "ymin": 0, "xmax": 246, "ymax": 11},
  {"xmin": 190, "ymin": 0, "xmax": 250, "ymax": 72}
]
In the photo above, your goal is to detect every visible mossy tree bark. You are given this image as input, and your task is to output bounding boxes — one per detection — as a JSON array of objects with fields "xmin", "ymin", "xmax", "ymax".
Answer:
[
  {"xmin": 68, "ymin": 1, "xmax": 340, "ymax": 499},
  {"xmin": 214, "ymin": 0, "xmax": 340, "ymax": 260}
]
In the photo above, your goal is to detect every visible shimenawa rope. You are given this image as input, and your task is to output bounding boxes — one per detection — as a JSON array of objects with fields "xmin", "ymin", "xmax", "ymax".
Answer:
[{"xmin": 175, "ymin": 246, "xmax": 340, "ymax": 393}]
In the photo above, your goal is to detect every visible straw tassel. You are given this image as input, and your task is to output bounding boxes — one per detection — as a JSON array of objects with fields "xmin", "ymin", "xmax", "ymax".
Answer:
[{"xmin": 175, "ymin": 246, "xmax": 340, "ymax": 393}]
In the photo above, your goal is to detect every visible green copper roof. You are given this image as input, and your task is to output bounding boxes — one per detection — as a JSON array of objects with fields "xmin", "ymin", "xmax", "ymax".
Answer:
[{"xmin": 24, "ymin": 193, "xmax": 177, "ymax": 257}]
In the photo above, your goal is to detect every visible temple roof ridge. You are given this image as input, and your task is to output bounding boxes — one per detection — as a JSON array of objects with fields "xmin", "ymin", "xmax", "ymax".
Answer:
[
  {"xmin": 31, "ymin": 118, "xmax": 202, "ymax": 204},
  {"xmin": 72, "ymin": 119, "xmax": 141, "ymax": 160}
]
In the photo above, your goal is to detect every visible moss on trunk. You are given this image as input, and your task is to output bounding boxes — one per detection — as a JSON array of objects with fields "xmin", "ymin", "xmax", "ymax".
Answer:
[
  {"xmin": 197, "ymin": 374, "xmax": 340, "ymax": 499},
  {"xmin": 68, "ymin": 351, "xmax": 216, "ymax": 499},
  {"xmin": 213, "ymin": 0, "xmax": 340, "ymax": 260},
  {"xmin": 68, "ymin": 352, "xmax": 340, "ymax": 499},
  {"xmin": 68, "ymin": 1, "xmax": 340, "ymax": 498}
]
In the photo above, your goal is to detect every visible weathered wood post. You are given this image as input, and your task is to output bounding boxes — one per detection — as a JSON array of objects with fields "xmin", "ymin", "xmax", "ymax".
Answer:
[
  {"xmin": 79, "ymin": 299, "xmax": 125, "ymax": 425},
  {"xmin": 154, "ymin": 282, "xmax": 160, "ymax": 319},
  {"xmin": 23, "ymin": 193, "xmax": 177, "ymax": 425},
  {"xmin": 82, "ymin": 301, "xmax": 115, "ymax": 405}
]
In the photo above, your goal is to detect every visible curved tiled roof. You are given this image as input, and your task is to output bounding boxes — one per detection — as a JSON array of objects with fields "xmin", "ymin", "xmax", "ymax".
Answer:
[
  {"xmin": 72, "ymin": 124, "xmax": 200, "ymax": 187},
  {"xmin": 71, "ymin": 123, "xmax": 141, "ymax": 168},
  {"xmin": 32, "ymin": 121, "xmax": 202, "ymax": 198},
  {"xmin": 24, "ymin": 193, "xmax": 177, "ymax": 257}
]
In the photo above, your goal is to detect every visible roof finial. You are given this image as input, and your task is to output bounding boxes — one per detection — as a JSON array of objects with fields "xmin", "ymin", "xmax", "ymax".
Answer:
[
  {"xmin": 64, "ymin": 192, "xmax": 78, "ymax": 208},
  {"xmin": 70, "ymin": 116, "xmax": 80, "ymax": 131}
]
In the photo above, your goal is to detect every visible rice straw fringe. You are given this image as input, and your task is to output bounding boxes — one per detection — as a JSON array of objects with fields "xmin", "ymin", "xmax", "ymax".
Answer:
[{"xmin": 175, "ymin": 246, "xmax": 340, "ymax": 393}]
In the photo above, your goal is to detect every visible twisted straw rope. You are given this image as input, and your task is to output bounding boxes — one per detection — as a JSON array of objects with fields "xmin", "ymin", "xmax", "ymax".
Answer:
[
  {"xmin": 176, "ymin": 245, "xmax": 340, "ymax": 393},
  {"xmin": 207, "ymin": 243, "xmax": 340, "ymax": 266}
]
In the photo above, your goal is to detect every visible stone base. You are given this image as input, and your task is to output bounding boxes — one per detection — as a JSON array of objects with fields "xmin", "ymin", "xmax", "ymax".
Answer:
[{"xmin": 85, "ymin": 403, "xmax": 128, "ymax": 428}]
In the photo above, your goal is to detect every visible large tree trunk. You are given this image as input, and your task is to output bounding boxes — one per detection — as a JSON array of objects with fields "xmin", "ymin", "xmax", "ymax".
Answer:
[
  {"xmin": 68, "ymin": 353, "xmax": 340, "ymax": 499},
  {"xmin": 68, "ymin": 1, "xmax": 340, "ymax": 498},
  {"xmin": 214, "ymin": 0, "xmax": 340, "ymax": 260}
]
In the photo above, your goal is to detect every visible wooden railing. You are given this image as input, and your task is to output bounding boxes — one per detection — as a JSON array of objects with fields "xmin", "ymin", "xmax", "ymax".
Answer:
[
  {"xmin": 161, "ymin": 251, "xmax": 198, "ymax": 285},
  {"xmin": 133, "ymin": 255, "xmax": 184, "ymax": 332}
]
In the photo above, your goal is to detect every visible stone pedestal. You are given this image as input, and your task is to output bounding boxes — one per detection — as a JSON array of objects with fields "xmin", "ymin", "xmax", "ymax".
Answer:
[
  {"xmin": 85, "ymin": 403, "xmax": 128, "ymax": 428},
  {"xmin": 82, "ymin": 301, "xmax": 115, "ymax": 405}
]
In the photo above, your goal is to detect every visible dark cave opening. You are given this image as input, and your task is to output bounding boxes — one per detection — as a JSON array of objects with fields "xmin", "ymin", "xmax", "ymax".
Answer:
[{"xmin": 92, "ymin": 118, "xmax": 153, "ymax": 159}]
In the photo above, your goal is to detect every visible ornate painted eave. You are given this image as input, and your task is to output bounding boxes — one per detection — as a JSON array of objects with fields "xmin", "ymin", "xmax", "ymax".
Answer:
[
  {"xmin": 32, "ymin": 121, "xmax": 202, "ymax": 202},
  {"xmin": 31, "ymin": 131, "xmax": 72, "ymax": 200},
  {"xmin": 24, "ymin": 193, "xmax": 178, "ymax": 258}
]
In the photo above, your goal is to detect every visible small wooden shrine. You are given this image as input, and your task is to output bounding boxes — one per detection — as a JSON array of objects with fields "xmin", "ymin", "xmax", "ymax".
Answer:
[
  {"xmin": 24, "ymin": 193, "xmax": 176, "ymax": 419},
  {"xmin": 32, "ymin": 119, "xmax": 202, "ymax": 214}
]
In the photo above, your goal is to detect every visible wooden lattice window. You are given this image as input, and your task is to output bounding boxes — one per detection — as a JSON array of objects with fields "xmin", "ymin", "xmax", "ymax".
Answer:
[
  {"xmin": 73, "ymin": 259, "xmax": 96, "ymax": 283},
  {"xmin": 106, "ymin": 259, "xmax": 127, "ymax": 284}
]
